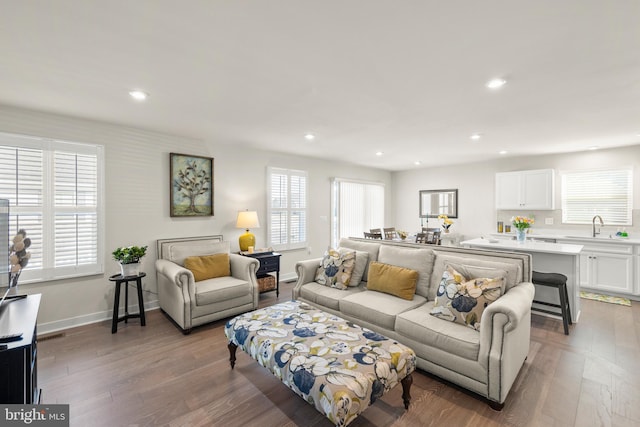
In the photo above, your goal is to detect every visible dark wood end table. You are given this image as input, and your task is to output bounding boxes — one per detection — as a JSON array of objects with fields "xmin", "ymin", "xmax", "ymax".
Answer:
[
  {"xmin": 240, "ymin": 252, "xmax": 281, "ymax": 297},
  {"xmin": 109, "ymin": 272, "xmax": 147, "ymax": 333}
]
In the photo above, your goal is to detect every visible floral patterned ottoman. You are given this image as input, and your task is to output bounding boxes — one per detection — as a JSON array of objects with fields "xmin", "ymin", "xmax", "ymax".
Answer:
[{"xmin": 224, "ymin": 300, "xmax": 416, "ymax": 426}]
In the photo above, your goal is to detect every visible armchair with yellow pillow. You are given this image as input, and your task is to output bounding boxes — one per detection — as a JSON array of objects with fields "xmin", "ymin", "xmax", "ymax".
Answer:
[{"xmin": 155, "ymin": 235, "xmax": 259, "ymax": 334}]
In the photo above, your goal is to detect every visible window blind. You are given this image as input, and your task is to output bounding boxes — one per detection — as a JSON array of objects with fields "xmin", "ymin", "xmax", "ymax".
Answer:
[
  {"xmin": 267, "ymin": 167, "xmax": 307, "ymax": 250},
  {"xmin": 561, "ymin": 168, "xmax": 632, "ymax": 225},
  {"xmin": 331, "ymin": 179, "xmax": 385, "ymax": 247},
  {"xmin": 0, "ymin": 132, "xmax": 104, "ymax": 282}
]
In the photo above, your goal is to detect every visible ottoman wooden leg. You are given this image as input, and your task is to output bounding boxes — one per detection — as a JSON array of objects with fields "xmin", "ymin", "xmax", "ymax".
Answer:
[
  {"xmin": 228, "ymin": 342, "xmax": 238, "ymax": 369},
  {"xmin": 401, "ymin": 373, "xmax": 413, "ymax": 409}
]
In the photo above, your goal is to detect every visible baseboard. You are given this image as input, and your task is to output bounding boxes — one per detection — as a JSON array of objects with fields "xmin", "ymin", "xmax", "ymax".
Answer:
[
  {"xmin": 280, "ymin": 272, "xmax": 297, "ymax": 283},
  {"xmin": 38, "ymin": 299, "xmax": 160, "ymax": 335}
]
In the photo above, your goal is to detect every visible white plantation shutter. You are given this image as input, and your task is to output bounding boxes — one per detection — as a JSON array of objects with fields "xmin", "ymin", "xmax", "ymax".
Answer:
[
  {"xmin": 561, "ymin": 168, "xmax": 632, "ymax": 225},
  {"xmin": 267, "ymin": 167, "xmax": 307, "ymax": 250},
  {"xmin": 0, "ymin": 132, "xmax": 104, "ymax": 282},
  {"xmin": 331, "ymin": 179, "xmax": 385, "ymax": 247}
]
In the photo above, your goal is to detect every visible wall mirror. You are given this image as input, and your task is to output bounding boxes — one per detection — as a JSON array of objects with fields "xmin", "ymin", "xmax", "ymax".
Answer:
[{"xmin": 419, "ymin": 189, "xmax": 458, "ymax": 218}]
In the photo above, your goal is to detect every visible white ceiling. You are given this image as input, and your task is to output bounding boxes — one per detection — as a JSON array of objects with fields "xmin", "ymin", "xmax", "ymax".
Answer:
[{"xmin": 1, "ymin": 1, "xmax": 639, "ymax": 171}]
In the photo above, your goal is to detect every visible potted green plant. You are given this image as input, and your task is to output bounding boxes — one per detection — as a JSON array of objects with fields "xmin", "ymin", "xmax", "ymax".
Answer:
[{"xmin": 112, "ymin": 245, "xmax": 147, "ymax": 277}]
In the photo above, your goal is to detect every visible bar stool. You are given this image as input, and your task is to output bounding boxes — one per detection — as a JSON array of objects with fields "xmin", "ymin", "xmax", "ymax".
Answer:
[{"xmin": 531, "ymin": 271, "xmax": 572, "ymax": 335}]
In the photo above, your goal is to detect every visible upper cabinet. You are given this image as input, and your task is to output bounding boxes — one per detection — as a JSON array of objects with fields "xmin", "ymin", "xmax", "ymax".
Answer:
[{"xmin": 495, "ymin": 169, "xmax": 555, "ymax": 210}]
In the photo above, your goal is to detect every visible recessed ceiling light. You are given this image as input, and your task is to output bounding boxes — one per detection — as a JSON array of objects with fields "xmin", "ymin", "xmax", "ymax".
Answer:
[
  {"xmin": 129, "ymin": 90, "xmax": 148, "ymax": 101},
  {"xmin": 470, "ymin": 133, "xmax": 482, "ymax": 141},
  {"xmin": 304, "ymin": 133, "xmax": 315, "ymax": 141},
  {"xmin": 499, "ymin": 150, "xmax": 508, "ymax": 155},
  {"xmin": 588, "ymin": 146, "xmax": 599, "ymax": 150},
  {"xmin": 486, "ymin": 78, "xmax": 507, "ymax": 89},
  {"xmin": 375, "ymin": 151, "xmax": 384, "ymax": 156},
  {"xmin": 414, "ymin": 161, "xmax": 421, "ymax": 166}
]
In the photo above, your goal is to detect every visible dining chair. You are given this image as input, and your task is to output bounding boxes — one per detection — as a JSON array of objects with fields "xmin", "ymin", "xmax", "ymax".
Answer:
[
  {"xmin": 364, "ymin": 232, "xmax": 383, "ymax": 239},
  {"xmin": 370, "ymin": 228, "xmax": 382, "ymax": 234},
  {"xmin": 416, "ymin": 230, "xmax": 441, "ymax": 245},
  {"xmin": 383, "ymin": 227, "xmax": 396, "ymax": 240}
]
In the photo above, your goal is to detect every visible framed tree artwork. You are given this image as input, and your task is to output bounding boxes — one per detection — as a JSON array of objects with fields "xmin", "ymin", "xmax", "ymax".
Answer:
[{"xmin": 170, "ymin": 153, "xmax": 214, "ymax": 217}]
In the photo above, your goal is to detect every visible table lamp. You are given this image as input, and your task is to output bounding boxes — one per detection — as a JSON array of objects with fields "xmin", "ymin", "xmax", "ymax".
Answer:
[{"xmin": 236, "ymin": 210, "xmax": 260, "ymax": 251}]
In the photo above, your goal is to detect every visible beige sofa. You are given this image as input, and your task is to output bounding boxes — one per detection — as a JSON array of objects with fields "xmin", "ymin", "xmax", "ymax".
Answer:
[
  {"xmin": 156, "ymin": 235, "xmax": 259, "ymax": 334},
  {"xmin": 293, "ymin": 237, "xmax": 535, "ymax": 409}
]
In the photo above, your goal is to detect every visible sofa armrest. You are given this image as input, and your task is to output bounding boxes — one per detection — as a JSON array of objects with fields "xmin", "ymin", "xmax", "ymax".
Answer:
[
  {"xmin": 155, "ymin": 258, "xmax": 194, "ymax": 289},
  {"xmin": 292, "ymin": 258, "xmax": 321, "ymax": 299},
  {"xmin": 481, "ymin": 282, "xmax": 535, "ymax": 335},
  {"xmin": 479, "ymin": 281, "xmax": 535, "ymax": 403},
  {"xmin": 229, "ymin": 254, "xmax": 259, "ymax": 281}
]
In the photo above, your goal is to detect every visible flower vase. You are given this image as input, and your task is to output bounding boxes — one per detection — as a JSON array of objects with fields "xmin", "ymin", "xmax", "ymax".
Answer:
[
  {"xmin": 120, "ymin": 262, "xmax": 140, "ymax": 277},
  {"xmin": 444, "ymin": 228, "xmax": 450, "ymax": 234},
  {"xmin": 516, "ymin": 229, "xmax": 526, "ymax": 243}
]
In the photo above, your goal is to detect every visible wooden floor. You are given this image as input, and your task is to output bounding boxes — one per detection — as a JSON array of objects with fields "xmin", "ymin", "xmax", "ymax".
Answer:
[{"xmin": 38, "ymin": 281, "xmax": 640, "ymax": 427}]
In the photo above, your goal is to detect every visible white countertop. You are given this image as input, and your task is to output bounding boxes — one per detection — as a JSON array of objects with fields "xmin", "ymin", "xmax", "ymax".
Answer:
[
  {"xmin": 462, "ymin": 237, "xmax": 584, "ymax": 255},
  {"xmin": 491, "ymin": 232, "xmax": 640, "ymax": 245}
]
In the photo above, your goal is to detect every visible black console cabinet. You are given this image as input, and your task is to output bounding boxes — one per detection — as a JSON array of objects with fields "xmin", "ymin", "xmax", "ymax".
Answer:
[{"xmin": 0, "ymin": 293, "xmax": 41, "ymax": 404}]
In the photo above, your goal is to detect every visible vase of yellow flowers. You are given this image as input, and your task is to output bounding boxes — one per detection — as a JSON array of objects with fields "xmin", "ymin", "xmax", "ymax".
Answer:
[
  {"xmin": 438, "ymin": 214, "xmax": 454, "ymax": 233},
  {"xmin": 511, "ymin": 216, "xmax": 534, "ymax": 243}
]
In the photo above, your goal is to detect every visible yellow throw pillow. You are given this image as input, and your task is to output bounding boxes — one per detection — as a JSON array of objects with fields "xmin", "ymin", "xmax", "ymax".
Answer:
[
  {"xmin": 366, "ymin": 261, "xmax": 418, "ymax": 300},
  {"xmin": 184, "ymin": 253, "xmax": 230, "ymax": 282}
]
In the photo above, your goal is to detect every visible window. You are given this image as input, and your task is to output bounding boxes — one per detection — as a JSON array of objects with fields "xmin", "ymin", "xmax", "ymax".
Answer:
[
  {"xmin": 267, "ymin": 167, "xmax": 307, "ymax": 250},
  {"xmin": 331, "ymin": 179, "xmax": 385, "ymax": 247},
  {"xmin": 561, "ymin": 167, "xmax": 632, "ymax": 225},
  {"xmin": 0, "ymin": 132, "xmax": 104, "ymax": 282}
]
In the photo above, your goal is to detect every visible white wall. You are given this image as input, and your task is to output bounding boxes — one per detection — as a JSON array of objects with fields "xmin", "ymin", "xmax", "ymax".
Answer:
[
  {"xmin": 392, "ymin": 145, "xmax": 640, "ymax": 240},
  {"xmin": 0, "ymin": 105, "xmax": 391, "ymax": 332}
]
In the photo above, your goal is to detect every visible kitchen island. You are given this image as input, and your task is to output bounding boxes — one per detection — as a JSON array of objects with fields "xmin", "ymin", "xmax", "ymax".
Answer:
[{"xmin": 461, "ymin": 237, "xmax": 583, "ymax": 323}]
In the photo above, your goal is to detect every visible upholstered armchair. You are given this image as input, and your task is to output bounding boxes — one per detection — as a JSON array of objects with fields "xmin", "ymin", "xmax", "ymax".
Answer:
[{"xmin": 155, "ymin": 235, "xmax": 259, "ymax": 334}]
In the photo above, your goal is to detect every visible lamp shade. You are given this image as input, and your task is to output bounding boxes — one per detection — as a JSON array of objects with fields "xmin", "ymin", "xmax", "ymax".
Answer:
[
  {"xmin": 236, "ymin": 210, "xmax": 260, "ymax": 251},
  {"xmin": 236, "ymin": 211, "xmax": 260, "ymax": 229}
]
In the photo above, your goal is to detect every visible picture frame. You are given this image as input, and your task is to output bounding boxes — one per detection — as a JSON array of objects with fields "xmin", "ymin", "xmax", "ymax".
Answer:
[
  {"xmin": 170, "ymin": 153, "xmax": 214, "ymax": 217},
  {"xmin": 419, "ymin": 189, "xmax": 458, "ymax": 218}
]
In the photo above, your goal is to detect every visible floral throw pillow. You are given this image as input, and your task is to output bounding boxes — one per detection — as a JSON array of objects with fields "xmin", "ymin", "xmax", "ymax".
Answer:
[
  {"xmin": 315, "ymin": 249, "xmax": 356, "ymax": 290},
  {"xmin": 430, "ymin": 265, "xmax": 504, "ymax": 331}
]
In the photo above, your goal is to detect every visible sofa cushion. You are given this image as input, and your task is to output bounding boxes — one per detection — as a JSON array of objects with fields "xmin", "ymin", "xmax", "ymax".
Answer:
[
  {"xmin": 377, "ymin": 245, "xmax": 435, "ymax": 299},
  {"xmin": 299, "ymin": 282, "xmax": 365, "ymax": 310},
  {"xmin": 339, "ymin": 248, "xmax": 369, "ymax": 287},
  {"xmin": 184, "ymin": 253, "xmax": 230, "ymax": 282},
  {"xmin": 340, "ymin": 290, "xmax": 427, "ymax": 330},
  {"xmin": 396, "ymin": 302, "xmax": 481, "ymax": 361},
  {"xmin": 168, "ymin": 241, "xmax": 230, "ymax": 266},
  {"xmin": 315, "ymin": 249, "xmax": 356, "ymax": 290},
  {"xmin": 195, "ymin": 276, "xmax": 251, "ymax": 306},
  {"xmin": 367, "ymin": 261, "xmax": 418, "ymax": 300},
  {"xmin": 430, "ymin": 265, "xmax": 505, "ymax": 331},
  {"xmin": 429, "ymin": 253, "xmax": 520, "ymax": 300},
  {"xmin": 338, "ymin": 238, "xmax": 380, "ymax": 279}
]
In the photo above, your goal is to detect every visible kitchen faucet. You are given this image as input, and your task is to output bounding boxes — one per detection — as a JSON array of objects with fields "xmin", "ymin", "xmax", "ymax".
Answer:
[{"xmin": 592, "ymin": 215, "xmax": 604, "ymax": 237}]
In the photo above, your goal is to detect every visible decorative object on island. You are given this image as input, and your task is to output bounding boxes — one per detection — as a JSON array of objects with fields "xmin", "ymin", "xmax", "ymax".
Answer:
[
  {"xmin": 511, "ymin": 216, "xmax": 534, "ymax": 243},
  {"xmin": 438, "ymin": 214, "xmax": 454, "ymax": 233},
  {"xmin": 236, "ymin": 210, "xmax": 260, "ymax": 252},
  {"xmin": 9, "ymin": 229, "xmax": 31, "ymax": 288},
  {"xmin": 112, "ymin": 245, "xmax": 148, "ymax": 277},
  {"xmin": 170, "ymin": 152, "xmax": 213, "ymax": 217},
  {"xmin": 419, "ymin": 189, "xmax": 458, "ymax": 218}
]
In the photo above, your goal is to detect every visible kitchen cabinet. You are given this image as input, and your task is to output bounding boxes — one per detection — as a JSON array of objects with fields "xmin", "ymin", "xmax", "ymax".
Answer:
[
  {"xmin": 563, "ymin": 240, "xmax": 634, "ymax": 295},
  {"xmin": 495, "ymin": 169, "xmax": 555, "ymax": 210}
]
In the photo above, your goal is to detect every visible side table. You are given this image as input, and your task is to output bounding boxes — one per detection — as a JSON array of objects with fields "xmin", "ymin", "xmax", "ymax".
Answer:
[
  {"xmin": 109, "ymin": 272, "xmax": 147, "ymax": 333},
  {"xmin": 241, "ymin": 252, "xmax": 281, "ymax": 297}
]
